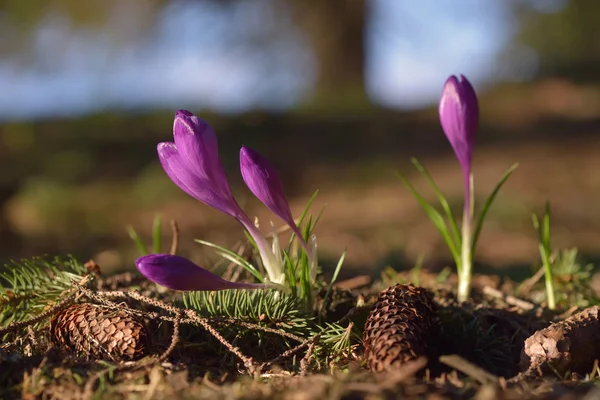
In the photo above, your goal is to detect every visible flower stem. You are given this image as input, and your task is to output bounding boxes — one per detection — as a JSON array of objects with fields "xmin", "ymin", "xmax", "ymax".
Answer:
[
  {"xmin": 237, "ymin": 215, "xmax": 284, "ymax": 285},
  {"xmin": 458, "ymin": 173, "xmax": 474, "ymax": 302},
  {"xmin": 458, "ymin": 215, "xmax": 472, "ymax": 302}
]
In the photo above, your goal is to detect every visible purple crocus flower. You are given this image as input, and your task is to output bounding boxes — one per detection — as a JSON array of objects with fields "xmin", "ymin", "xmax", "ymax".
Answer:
[
  {"xmin": 439, "ymin": 75, "xmax": 479, "ymax": 222},
  {"xmin": 239, "ymin": 146, "xmax": 311, "ymax": 256},
  {"xmin": 157, "ymin": 111, "xmax": 284, "ymax": 284},
  {"xmin": 157, "ymin": 110, "xmax": 243, "ymax": 218},
  {"xmin": 136, "ymin": 254, "xmax": 266, "ymax": 291}
]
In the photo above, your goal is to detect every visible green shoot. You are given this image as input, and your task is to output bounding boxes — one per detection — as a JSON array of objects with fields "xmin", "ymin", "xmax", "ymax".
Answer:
[
  {"xmin": 194, "ymin": 191, "xmax": 341, "ymax": 309},
  {"xmin": 194, "ymin": 239, "xmax": 263, "ymax": 282},
  {"xmin": 319, "ymin": 251, "xmax": 347, "ymax": 323},
  {"xmin": 532, "ymin": 202, "xmax": 556, "ymax": 310},
  {"xmin": 127, "ymin": 214, "xmax": 164, "ymax": 256},
  {"xmin": 410, "ymin": 158, "xmax": 462, "ymax": 249},
  {"xmin": 396, "ymin": 171, "xmax": 461, "ymax": 272},
  {"xmin": 470, "ymin": 163, "xmax": 519, "ymax": 255},
  {"xmin": 152, "ymin": 214, "xmax": 162, "ymax": 253},
  {"xmin": 398, "ymin": 160, "xmax": 518, "ymax": 302},
  {"xmin": 127, "ymin": 226, "xmax": 149, "ymax": 256}
]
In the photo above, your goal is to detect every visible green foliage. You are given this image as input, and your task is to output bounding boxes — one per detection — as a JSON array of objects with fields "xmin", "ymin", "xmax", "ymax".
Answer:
[
  {"xmin": 127, "ymin": 214, "xmax": 164, "ymax": 256},
  {"xmin": 551, "ymin": 248, "xmax": 598, "ymax": 307},
  {"xmin": 397, "ymin": 160, "xmax": 461, "ymax": 271},
  {"xmin": 182, "ymin": 289, "xmax": 314, "ymax": 338},
  {"xmin": 470, "ymin": 163, "xmax": 519, "ymax": 256},
  {"xmin": 319, "ymin": 250, "xmax": 346, "ymax": 321},
  {"xmin": 532, "ymin": 202, "xmax": 556, "ymax": 310},
  {"xmin": 397, "ymin": 158, "xmax": 518, "ymax": 301},
  {"xmin": 0, "ymin": 256, "xmax": 88, "ymax": 329},
  {"xmin": 182, "ymin": 289, "xmax": 315, "ymax": 359},
  {"xmin": 285, "ymin": 190, "xmax": 323, "ymax": 305},
  {"xmin": 193, "ymin": 239, "xmax": 263, "ymax": 282},
  {"xmin": 195, "ymin": 190, "xmax": 341, "ymax": 308},
  {"xmin": 317, "ymin": 322, "xmax": 361, "ymax": 363}
]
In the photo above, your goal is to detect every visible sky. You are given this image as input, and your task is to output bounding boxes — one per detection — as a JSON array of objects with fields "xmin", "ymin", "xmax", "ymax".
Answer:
[{"xmin": 0, "ymin": 0, "xmax": 565, "ymax": 120}]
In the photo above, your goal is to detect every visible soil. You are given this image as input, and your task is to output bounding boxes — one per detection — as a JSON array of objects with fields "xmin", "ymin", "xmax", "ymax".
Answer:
[{"xmin": 2, "ymin": 268, "xmax": 600, "ymax": 400}]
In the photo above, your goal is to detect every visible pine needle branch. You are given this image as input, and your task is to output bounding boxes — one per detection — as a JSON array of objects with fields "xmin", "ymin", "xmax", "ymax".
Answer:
[{"xmin": 0, "ymin": 256, "xmax": 91, "ymax": 329}]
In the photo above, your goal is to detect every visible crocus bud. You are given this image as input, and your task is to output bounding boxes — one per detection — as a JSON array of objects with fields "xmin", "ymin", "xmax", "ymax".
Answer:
[
  {"xmin": 438, "ymin": 75, "xmax": 479, "ymax": 174},
  {"xmin": 135, "ymin": 254, "xmax": 266, "ymax": 291},
  {"xmin": 157, "ymin": 110, "xmax": 243, "ymax": 218},
  {"xmin": 240, "ymin": 146, "xmax": 311, "ymax": 255}
]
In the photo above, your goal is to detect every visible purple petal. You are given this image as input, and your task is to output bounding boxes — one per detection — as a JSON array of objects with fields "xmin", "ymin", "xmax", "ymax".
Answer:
[
  {"xmin": 172, "ymin": 110, "xmax": 234, "ymax": 200},
  {"xmin": 240, "ymin": 146, "xmax": 295, "ymax": 227},
  {"xmin": 157, "ymin": 142, "xmax": 200, "ymax": 200},
  {"xmin": 240, "ymin": 146, "xmax": 312, "ymax": 256},
  {"xmin": 157, "ymin": 141, "xmax": 237, "ymax": 215},
  {"xmin": 438, "ymin": 75, "xmax": 479, "ymax": 173},
  {"xmin": 157, "ymin": 115, "xmax": 243, "ymax": 218},
  {"xmin": 135, "ymin": 254, "xmax": 265, "ymax": 291}
]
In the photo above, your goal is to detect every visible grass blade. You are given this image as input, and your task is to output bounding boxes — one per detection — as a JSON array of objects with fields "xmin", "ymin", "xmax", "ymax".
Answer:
[
  {"xmin": 194, "ymin": 239, "xmax": 263, "ymax": 282},
  {"xmin": 470, "ymin": 163, "xmax": 519, "ymax": 255},
  {"xmin": 127, "ymin": 226, "xmax": 149, "ymax": 256},
  {"xmin": 397, "ymin": 172, "xmax": 461, "ymax": 271},
  {"xmin": 297, "ymin": 190, "xmax": 319, "ymax": 228},
  {"xmin": 411, "ymin": 158, "xmax": 461, "ymax": 248},
  {"xmin": 542, "ymin": 202, "xmax": 551, "ymax": 249},
  {"xmin": 282, "ymin": 250, "xmax": 297, "ymax": 297},
  {"xmin": 532, "ymin": 202, "xmax": 556, "ymax": 309},
  {"xmin": 319, "ymin": 250, "xmax": 346, "ymax": 321},
  {"xmin": 152, "ymin": 214, "xmax": 162, "ymax": 253}
]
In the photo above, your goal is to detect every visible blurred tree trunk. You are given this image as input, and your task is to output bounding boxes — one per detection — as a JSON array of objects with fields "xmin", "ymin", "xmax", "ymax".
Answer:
[{"xmin": 291, "ymin": 0, "xmax": 370, "ymax": 109}]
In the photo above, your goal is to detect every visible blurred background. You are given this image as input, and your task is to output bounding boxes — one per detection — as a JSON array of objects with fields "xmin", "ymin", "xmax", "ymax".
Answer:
[{"xmin": 1, "ymin": 0, "xmax": 600, "ymax": 278}]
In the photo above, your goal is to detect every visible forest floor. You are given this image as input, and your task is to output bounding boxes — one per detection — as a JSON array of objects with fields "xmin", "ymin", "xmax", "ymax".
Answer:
[{"xmin": 2, "ymin": 263, "xmax": 600, "ymax": 400}]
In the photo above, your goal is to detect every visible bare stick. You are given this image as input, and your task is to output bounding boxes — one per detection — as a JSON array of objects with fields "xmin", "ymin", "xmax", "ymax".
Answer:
[
  {"xmin": 517, "ymin": 266, "xmax": 545, "ymax": 296},
  {"xmin": 439, "ymin": 354, "xmax": 499, "ymax": 385},
  {"xmin": 183, "ymin": 309, "xmax": 257, "ymax": 373},
  {"xmin": 300, "ymin": 339, "xmax": 318, "ymax": 376},
  {"xmin": 482, "ymin": 286, "xmax": 536, "ymax": 311},
  {"xmin": 210, "ymin": 317, "xmax": 305, "ymax": 342},
  {"xmin": 157, "ymin": 312, "xmax": 181, "ymax": 362}
]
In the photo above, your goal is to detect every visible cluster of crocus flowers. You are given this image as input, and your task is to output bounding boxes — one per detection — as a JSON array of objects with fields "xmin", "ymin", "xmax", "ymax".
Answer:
[
  {"xmin": 136, "ymin": 110, "xmax": 315, "ymax": 292},
  {"xmin": 439, "ymin": 75, "xmax": 479, "ymax": 301}
]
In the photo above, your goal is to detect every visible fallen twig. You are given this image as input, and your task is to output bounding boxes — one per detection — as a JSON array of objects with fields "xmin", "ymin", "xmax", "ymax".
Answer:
[
  {"xmin": 439, "ymin": 354, "xmax": 499, "ymax": 385},
  {"xmin": 482, "ymin": 285, "xmax": 536, "ymax": 311},
  {"xmin": 300, "ymin": 338, "xmax": 318, "ymax": 376},
  {"xmin": 517, "ymin": 266, "xmax": 546, "ymax": 296}
]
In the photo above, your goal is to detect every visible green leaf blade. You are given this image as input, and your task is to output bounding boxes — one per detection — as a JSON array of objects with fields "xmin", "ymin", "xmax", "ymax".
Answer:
[{"xmin": 471, "ymin": 163, "xmax": 519, "ymax": 255}]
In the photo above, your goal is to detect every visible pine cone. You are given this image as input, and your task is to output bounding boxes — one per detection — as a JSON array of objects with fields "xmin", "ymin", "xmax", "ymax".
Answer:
[
  {"xmin": 363, "ymin": 284, "xmax": 440, "ymax": 372},
  {"xmin": 520, "ymin": 305, "xmax": 600, "ymax": 376},
  {"xmin": 50, "ymin": 303, "xmax": 150, "ymax": 361}
]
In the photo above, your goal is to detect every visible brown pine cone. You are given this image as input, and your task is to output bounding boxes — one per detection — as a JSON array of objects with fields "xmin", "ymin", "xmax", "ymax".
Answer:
[
  {"xmin": 50, "ymin": 303, "xmax": 151, "ymax": 361},
  {"xmin": 520, "ymin": 305, "xmax": 600, "ymax": 376},
  {"xmin": 363, "ymin": 283, "xmax": 440, "ymax": 372}
]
